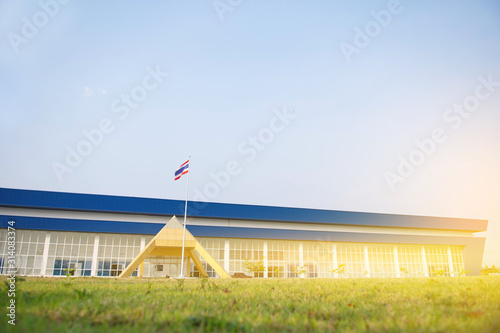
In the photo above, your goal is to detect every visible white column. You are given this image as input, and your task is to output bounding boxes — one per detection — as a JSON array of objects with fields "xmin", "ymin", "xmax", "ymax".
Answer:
[
  {"xmin": 364, "ymin": 245, "xmax": 370, "ymax": 278},
  {"xmin": 224, "ymin": 240, "xmax": 230, "ymax": 273},
  {"xmin": 299, "ymin": 242, "xmax": 304, "ymax": 278},
  {"xmin": 91, "ymin": 235, "xmax": 99, "ymax": 277},
  {"xmin": 140, "ymin": 236, "xmax": 146, "ymax": 276},
  {"xmin": 263, "ymin": 241, "xmax": 268, "ymax": 278},
  {"xmin": 40, "ymin": 232, "xmax": 51, "ymax": 276},
  {"xmin": 394, "ymin": 245, "xmax": 400, "ymax": 278},
  {"xmin": 421, "ymin": 246, "xmax": 429, "ymax": 277},
  {"xmin": 332, "ymin": 244, "xmax": 338, "ymax": 278},
  {"xmin": 447, "ymin": 247, "xmax": 455, "ymax": 277}
]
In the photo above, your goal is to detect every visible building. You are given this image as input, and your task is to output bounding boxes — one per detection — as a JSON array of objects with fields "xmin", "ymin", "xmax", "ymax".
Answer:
[{"xmin": 0, "ymin": 188, "xmax": 487, "ymax": 278}]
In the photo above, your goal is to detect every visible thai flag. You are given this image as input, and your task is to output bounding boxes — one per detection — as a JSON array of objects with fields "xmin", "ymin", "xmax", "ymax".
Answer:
[{"xmin": 174, "ymin": 160, "xmax": 189, "ymax": 181}]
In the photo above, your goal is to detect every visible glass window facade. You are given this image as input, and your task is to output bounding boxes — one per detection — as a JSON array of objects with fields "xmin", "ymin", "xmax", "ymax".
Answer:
[
  {"xmin": 337, "ymin": 243, "xmax": 366, "ymax": 278},
  {"xmin": 367, "ymin": 245, "xmax": 396, "ymax": 278},
  {"xmin": 397, "ymin": 245, "xmax": 426, "ymax": 277},
  {"xmin": 143, "ymin": 257, "xmax": 182, "ymax": 277},
  {"xmin": 96, "ymin": 234, "xmax": 145, "ymax": 277},
  {"xmin": 47, "ymin": 232, "xmax": 94, "ymax": 276},
  {"xmin": 267, "ymin": 240, "xmax": 301, "ymax": 278},
  {"xmin": 3, "ymin": 230, "xmax": 46, "ymax": 276},
  {"xmin": 0, "ymin": 229, "xmax": 466, "ymax": 278}
]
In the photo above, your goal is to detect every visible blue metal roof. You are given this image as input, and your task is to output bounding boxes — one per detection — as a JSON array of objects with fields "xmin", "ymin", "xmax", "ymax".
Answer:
[
  {"xmin": 0, "ymin": 188, "xmax": 488, "ymax": 232},
  {"xmin": 0, "ymin": 215, "xmax": 484, "ymax": 249}
]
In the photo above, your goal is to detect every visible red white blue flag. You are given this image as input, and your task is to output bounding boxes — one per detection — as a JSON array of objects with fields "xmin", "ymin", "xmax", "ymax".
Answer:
[{"xmin": 174, "ymin": 160, "xmax": 189, "ymax": 181}]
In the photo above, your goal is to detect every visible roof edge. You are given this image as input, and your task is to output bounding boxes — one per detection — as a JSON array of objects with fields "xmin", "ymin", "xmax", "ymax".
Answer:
[{"xmin": 0, "ymin": 187, "xmax": 488, "ymax": 232}]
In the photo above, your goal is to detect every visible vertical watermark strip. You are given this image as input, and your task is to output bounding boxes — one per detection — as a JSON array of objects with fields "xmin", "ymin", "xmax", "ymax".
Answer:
[{"xmin": 6, "ymin": 220, "xmax": 16, "ymax": 326}]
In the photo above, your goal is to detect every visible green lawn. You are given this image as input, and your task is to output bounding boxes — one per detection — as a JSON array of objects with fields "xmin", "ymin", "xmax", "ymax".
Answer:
[{"xmin": 1, "ymin": 276, "xmax": 499, "ymax": 332}]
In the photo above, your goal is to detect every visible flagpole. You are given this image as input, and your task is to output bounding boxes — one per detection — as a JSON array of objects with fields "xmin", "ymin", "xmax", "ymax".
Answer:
[{"xmin": 179, "ymin": 156, "xmax": 190, "ymax": 278}]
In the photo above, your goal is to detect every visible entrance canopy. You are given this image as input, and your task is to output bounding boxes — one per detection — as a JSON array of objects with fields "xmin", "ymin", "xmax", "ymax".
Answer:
[{"xmin": 118, "ymin": 216, "xmax": 231, "ymax": 278}]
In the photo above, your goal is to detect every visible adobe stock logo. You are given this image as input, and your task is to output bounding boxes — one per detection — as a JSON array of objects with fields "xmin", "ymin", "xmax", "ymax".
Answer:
[
  {"xmin": 7, "ymin": 0, "xmax": 71, "ymax": 55},
  {"xmin": 188, "ymin": 107, "xmax": 296, "ymax": 212},
  {"xmin": 52, "ymin": 65, "xmax": 168, "ymax": 182},
  {"xmin": 339, "ymin": 0, "xmax": 406, "ymax": 64},
  {"xmin": 213, "ymin": 0, "xmax": 243, "ymax": 21},
  {"xmin": 384, "ymin": 75, "xmax": 499, "ymax": 191}
]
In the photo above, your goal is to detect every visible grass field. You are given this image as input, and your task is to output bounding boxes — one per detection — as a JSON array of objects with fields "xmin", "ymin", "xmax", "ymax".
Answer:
[{"xmin": 1, "ymin": 276, "xmax": 499, "ymax": 332}]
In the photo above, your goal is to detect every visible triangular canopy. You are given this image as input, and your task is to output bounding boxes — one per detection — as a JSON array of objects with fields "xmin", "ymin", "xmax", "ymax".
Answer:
[{"xmin": 118, "ymin": 216, "xmax": 231, "ymax": 278}]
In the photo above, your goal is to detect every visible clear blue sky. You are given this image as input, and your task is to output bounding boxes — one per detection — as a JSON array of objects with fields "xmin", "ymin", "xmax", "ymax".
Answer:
[{"xmin": 1, "ymin": 0, "xmax": 499, "ymax": 265}]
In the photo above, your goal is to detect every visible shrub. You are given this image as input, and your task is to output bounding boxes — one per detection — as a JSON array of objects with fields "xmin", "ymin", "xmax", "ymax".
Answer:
[
  {"xmin": 242, "ymin": 259, "xmax": 266, "ymax": 277},
  {"xmin": 331, "ymin": 264, "xmax": 346, "ymax": 275},
  {"xmin": 293, "ymin": 266, "xmax": 306, "ymax": 277},
  {"xmin": 481, "ymin": 265, "xmax": 500, "ymax": 275}
]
